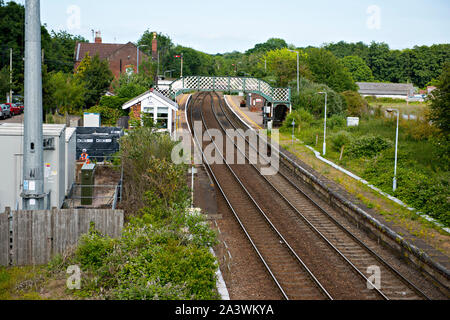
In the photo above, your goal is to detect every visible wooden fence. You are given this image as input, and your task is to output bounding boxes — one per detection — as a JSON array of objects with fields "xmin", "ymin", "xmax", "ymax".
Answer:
[{"xmin": 0, "ymin": 208, "xmax": 124, "ymax": 266}]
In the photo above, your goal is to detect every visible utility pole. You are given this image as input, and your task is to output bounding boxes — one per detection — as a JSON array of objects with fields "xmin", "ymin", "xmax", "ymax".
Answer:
[
  {"xmin": 21, "ymin": 0, "xmax": 45, "ymax": 210},
  {"xmin": 9, "ymin": 48, "xmax": 13, "ymax": 103},
  {"xmin": 318, "ymin": 92, "xmax": 328, "ymax": 156},
  {"xmin": 181, "ymin": 53, "xmax": 183, "ymax": 78}
]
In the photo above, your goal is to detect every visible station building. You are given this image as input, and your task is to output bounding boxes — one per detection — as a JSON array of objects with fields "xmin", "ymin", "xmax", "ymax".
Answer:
[{"xmin": 121, "ymin": 89, "xmax": 179, "ymax": 135}]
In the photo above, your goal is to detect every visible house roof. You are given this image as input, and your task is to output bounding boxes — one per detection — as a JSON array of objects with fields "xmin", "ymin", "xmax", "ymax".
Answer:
[
  {"xmin": 122, "ymin": 89, "xmax": 178, "ymax": 111},
  {"xmin": 75, "ymin": 42, "xmax": 124, "ymax": 62},
  {"xmin": 356, "ymin": 82, "xmax": 414, "ymax": 96}
]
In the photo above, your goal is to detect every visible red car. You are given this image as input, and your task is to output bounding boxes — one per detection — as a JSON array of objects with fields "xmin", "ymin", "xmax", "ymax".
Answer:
[
  {"xmin": 5, "ymin": 103, "xmax": 20, "ymax": 116},
  {"xmin": 15, "ymin": 103, "xmax": 24, "ymax": 113}
]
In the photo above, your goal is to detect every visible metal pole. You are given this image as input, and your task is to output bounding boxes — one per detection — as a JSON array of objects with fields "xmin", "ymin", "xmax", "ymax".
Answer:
[
  {"xmin": 296, "ymin": 51, "xmax": 300, "ymax": 95},
  {"xmin": 393, "ymin": 111, "xmax": 399, "ymax": 192},
  {"xmin": 22, "ymin": 0, "xmax": 45, "ymax": 210},
  {"xmin": 292, "ymin": 119, "xmax": 295, "ymax": 146},
  {"xmin": 323, "ymin": 93, "xmax": 327, "ymax": 156},
  {"xmin": 137, "ymin": 46, "xmax": 139, "ymax": 74},
  {"xmin": 181, "ymin": 53, "xmax": 183, "ymax": 78},
  {"xmin": 9, "ymin": 48, "xmax": 13, "ymax": 103}
]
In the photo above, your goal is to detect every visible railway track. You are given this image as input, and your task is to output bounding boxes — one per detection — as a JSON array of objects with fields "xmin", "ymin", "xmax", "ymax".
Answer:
[{"xmin": 187, "ymin": 91, "xmax": 430, "ymax": 300}]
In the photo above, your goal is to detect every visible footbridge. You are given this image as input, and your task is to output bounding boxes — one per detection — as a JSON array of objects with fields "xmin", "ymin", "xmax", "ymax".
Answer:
[{"xmin": 156, "ymin": 76, "xmax": 291, "ymax": 109}]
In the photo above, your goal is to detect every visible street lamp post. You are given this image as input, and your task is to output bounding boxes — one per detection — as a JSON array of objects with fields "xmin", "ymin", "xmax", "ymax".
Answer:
[
  {"xmin": 288, "ymin": 49, "xmax": 300, "ymax": 95},
  {"xmin": 292, "ymin": 119, "xmax": 296, "ymax": 146},
  {"xmin": 318, "ymin": 92, "xmax": 328, "ymax": 156},
  {"xmin": 387, "ymin": 108, "xmax": 400, "ymax": 192},
  {"xmin": 137, "ymin": 45, "xmax": 148, "ymax": 74}
]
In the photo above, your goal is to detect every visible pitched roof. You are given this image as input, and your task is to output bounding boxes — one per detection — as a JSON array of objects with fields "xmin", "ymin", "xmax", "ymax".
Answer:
[
  {"xmin": 75, "ymin": 42, "xmax": 126, "ymax": 62},
  {"xmin": 356, "ymin": 82, "xmax": 414, "ymax": 96},
  {"xmin": 122, "ymin": 89, "xmax": 178, "ymax": 110}
]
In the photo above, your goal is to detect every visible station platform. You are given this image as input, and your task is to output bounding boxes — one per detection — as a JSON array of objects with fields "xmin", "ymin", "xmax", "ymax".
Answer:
[{"xmin": 224, "ymin": 95, "xmax": 264, "ymax": 130}]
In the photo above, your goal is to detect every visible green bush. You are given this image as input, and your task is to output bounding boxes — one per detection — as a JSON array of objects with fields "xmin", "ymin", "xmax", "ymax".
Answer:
[
  {"xmin": 327, "ymin": 114, "xmax": 346, "ymax": 130},
  {"xmin": 347, "ymin": 135, "xmax": 393, "ymax": 158},
  {"xmin": 291, "ymin": 77, "xmax": 346, "ymax": 116},
  {"xmin": 86, "ymin": 105, "xmax": 122, "ymax": 126},
  {"xmin": 341, "ymin": 91, "xmax": 368, "ymax": 117},
  {"xmin": 331, "ymin": 130, "xmax": 352, "ymax": 151},
  {"xmin": 364, "ymin": 152, "xmax": 450, "ymax": 226},
  {"xmin": 281, "ymin": 108, "xmax": 314, "ymax": 132}
]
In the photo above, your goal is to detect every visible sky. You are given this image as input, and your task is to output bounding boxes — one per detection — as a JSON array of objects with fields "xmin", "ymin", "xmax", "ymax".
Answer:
[{"xmin": 10, "ymin": 0, "xmax": 450, "ymax": 54}]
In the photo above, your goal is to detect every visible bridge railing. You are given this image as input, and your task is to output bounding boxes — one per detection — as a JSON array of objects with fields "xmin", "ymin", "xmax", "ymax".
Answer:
[{"xmin": 157, "ymin": 76, "xmax": 291, "ymax": 105}]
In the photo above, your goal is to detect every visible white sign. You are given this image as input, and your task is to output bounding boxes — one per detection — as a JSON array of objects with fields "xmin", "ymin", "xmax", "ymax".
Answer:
[
  {"xmin": 84, "ymin": 113, "xmax": 101, "ymax": 128},
  {"xmin": 347, "ymin": 117, "xmax": 360, "ymax": 127}
]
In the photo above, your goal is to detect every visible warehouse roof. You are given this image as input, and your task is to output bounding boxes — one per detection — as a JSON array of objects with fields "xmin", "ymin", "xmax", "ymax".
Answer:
[{"xmin": 356, "ymin": 82, "xmax": 415, "ymax": 96}]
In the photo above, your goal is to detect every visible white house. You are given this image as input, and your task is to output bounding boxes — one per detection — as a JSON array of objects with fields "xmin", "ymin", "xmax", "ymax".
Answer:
[{"xmin": 122, "ymin": 89, "xmax": 179, "ymax": 135}]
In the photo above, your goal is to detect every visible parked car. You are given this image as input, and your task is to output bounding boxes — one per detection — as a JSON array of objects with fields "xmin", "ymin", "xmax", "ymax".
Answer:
[
  {"xmin": 5, "ymin": 103, "xmax": 20, "ymax": 116},
  {"xmin": 14, "ymin": 103, "xmax": 24, "ymax": 114},
  {"xmin": 0, "ymin": 104, "xmax": 12, "ymax": 119}
]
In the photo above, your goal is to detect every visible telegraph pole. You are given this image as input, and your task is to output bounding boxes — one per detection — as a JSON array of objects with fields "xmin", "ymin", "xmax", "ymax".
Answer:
[{"xmin": 21, "ymin": 0, "xmax": 45, "ymax": 210}]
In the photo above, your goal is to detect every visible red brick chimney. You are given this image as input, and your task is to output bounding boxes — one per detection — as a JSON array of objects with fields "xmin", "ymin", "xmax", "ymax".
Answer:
[
  {"xmin": 152, "ymin": 32, "xmax": 158, "ymax": 61},
  {"xmin": 95, "ymin": 31, "xmax": 102, "ymax": 44}
]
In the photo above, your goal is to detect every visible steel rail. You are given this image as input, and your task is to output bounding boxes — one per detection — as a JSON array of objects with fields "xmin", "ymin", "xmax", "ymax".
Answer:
[
  {"xmin": 216, "ymin": 92, "xmax": 431, "ymax": 300},
  {"xmin": 198, "ymin": 92, "xmax": 333, "ymax": 300},
  {"xmin": 210, "ymin": 92, "xmax": 388, "ymax": 300},
  {"xmin": 187, "ymin": 92, "xmax": 290, "ymax": 300}
]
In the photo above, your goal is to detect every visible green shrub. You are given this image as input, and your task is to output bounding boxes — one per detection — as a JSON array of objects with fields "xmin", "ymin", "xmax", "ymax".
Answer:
[
  {"xmin": 341, "ymin": 91, "xmax": 369, "ymax": 117},
  {"xmin": 291, "ymin": 77, "xmax": 346, "ymax": 116},
  {"xmin": 331, "ymin": 130, "xmax": 352, "ymax": 151},
  {"xmin": 327, "ymin": 114, "xmax": 346, "ymax": 130},
  {"xmin": 364, "ymin": 153, "xmax": 450, "ymax": 226},
  {"xmin": 86, "ymin": 105, "xmax": 122, "ymax": 126},
  {"xmin": 75, "ymin": 224, "xmax": 116, "ymax": 271},
  {"xmin": 347, "ymin": 135, "xmax": 393, "ymax": 158}
]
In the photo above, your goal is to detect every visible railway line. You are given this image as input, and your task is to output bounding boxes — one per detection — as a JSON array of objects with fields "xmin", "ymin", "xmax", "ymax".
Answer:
[{"xmin": 187, "ymin": 91, "xmax": 432, "ymax": 300}]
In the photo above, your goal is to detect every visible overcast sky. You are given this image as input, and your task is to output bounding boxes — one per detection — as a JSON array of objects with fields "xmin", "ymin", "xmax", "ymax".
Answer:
[{"xmin": 10, "ymin": 0, "xmax": 450, "ymax": 54}]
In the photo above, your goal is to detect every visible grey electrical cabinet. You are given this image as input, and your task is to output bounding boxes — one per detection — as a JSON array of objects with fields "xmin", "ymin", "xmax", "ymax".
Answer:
[
  {"xmin": 0, "ymin": 123, "xmax": 66, "ymax": 212},
  {"xmin": 81, "ymin": 163, "xmax": 95, "ymax": 206}
]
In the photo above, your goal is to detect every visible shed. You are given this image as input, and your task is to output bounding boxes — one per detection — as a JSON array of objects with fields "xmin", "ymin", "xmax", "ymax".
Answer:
[{"xmin": 122, "ymin": 89, "xmax": 179, "ymax": 134}]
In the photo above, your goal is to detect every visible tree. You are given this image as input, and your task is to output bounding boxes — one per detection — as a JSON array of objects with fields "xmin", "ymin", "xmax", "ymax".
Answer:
[
  {"xmin": 75, "ymin": 53, "xmax": 114, "ymax": 107},
  {"xmin": 246, "ymin": 38, "xmax": 288, "ymax": 55},
  {"xmin": 341, "ymin": 56, "xmax": 374, "ymax": 82},
  {"xmin": 341, "ymin": 91, "xmax": 368, "ymax": 117},
  {"xmin": 262, "ymin": 48, "xmax": 309, "ymax": 87},
  {"xmin": 137, "ymin": 30, "xmax": 174, "ymax": 76},
  {"xmin": 291, "ymin": 77, "xmax": 346, "ymax": 116},
  {"xmin": 428, "ymin": 62, "xmax": 450, "ymax": 134},
  {"xmin": 45, "ymin": 31, "xmax": 88, "ymax": 73},
  {"xmin": 112, "ymin": 73, "xmax": 152, "ymax": 99},
  {"xmin": 306, "ymin": 48, "xmax": 357, "ymax": 92},
  {"xmin": 46, "ymin": 71, "xmax": 86, "ymax": 114},
  {"xmin": 0, "ymin": 66, "xmax": 10, "ymax": 99}
]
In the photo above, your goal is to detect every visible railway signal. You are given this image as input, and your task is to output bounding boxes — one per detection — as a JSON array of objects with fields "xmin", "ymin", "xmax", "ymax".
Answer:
[{"xmin": 174, "ymin": 53, "xmax": 183, "ymax": 78}]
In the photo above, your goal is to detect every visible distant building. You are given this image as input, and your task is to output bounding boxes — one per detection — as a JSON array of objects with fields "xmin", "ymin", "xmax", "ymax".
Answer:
[
  {"xmin": 356, "ymin": 82, "xmax": 415, "ymax": 100},
  {"xmin": 74, "ymin": 31, "xmax": 149, "ymax": 80},
  {"xmin": 121, "ymin": 89, "xmax": 178, "ymax": 135}
]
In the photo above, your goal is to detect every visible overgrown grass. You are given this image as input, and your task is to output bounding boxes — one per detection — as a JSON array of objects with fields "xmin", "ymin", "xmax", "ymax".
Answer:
[
  {"xmin": 50, "ymin": 127, "xmax": 220, "ymax": 300},
  {"xmin": 282, "ymin": 108, "xmax": 449, "ymax": 227}
]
